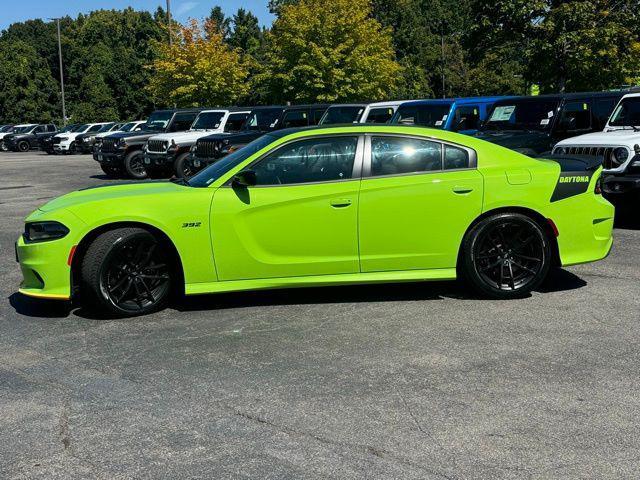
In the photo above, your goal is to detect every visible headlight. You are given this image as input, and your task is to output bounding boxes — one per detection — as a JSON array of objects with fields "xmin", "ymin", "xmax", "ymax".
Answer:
[
  {"xmin": 83, "ymin": 137, "xmax": 90, "ymax": 142},
  {"xmin": 118, "ymin": 138, "xmax": 127, "ymax": 147},
  {"xmin": 612, "ymin": 147, "xmax": 629, "ymax": 166},
  {"xmin": 24, "ymin": 221, "xmax": 69, "ymax": 243},
  {"xmin": 555, "ymin": 146, "xmax": 566, "ymax": 155},
  {"xmin": 191, "ymin": 144, "xmax": 197, "ymax": 152},
  {"xmin": 168, "ymin": 140, "xmax": 176, "ymax": 151},
  {"xmin": 59, "ymin": 137, "xmax": 68, "ymax": 142}
]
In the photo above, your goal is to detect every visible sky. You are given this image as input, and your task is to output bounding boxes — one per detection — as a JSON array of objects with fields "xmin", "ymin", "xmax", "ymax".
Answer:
[{"xmin": 0, "ymin": 0, "xmax": 275, "ymax": 31}]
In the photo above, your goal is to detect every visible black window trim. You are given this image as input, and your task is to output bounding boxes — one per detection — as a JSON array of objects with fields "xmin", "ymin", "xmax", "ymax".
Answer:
[
  {"xmin": 361, "ymin": 133, "xmax": 478, "ymax": 179},
  {"xmin": 223, "ymin": 133, "xmax": 365, "ymax": 188}
]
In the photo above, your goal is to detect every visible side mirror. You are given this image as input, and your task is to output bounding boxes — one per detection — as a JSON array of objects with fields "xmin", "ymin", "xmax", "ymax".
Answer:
[{"xmin": 232, "ymin": 170, "xmax": 257, "ymax": 187}]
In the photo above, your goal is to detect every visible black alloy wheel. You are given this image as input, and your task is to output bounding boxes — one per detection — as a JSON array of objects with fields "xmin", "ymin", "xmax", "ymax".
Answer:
[
  {"xmin": 462, "ymin": 213, "xmax": 550, "ymax": 299},
  {"xmin": 81, "ymin": 228, "xmax": 172, "ymax": 316},
  {"xmin": 18, "ymin": 141, "xmax": 30, "ymax": 152},
  {"xmin": 68, "ymin": 142, "xmax": 77, "ymax": 154},
  {"xmin": 124, "ymin": 150, "xmax": 148, "ymax": 179},
  {"xmin": 175, "ymin": 152, "xmax": 194, "ymax": 179}
]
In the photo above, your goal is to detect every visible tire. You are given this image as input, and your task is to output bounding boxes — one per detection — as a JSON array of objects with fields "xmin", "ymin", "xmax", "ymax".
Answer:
[
  {"xmin": 100, "ymin": 164, "xmax": 122, "ymax": 178},
  {"xmin": 174, "ymin": 152, "xmax": 194, "ymax": 179},
  {"xmin": 18, "ymin": 141, "xmax": 30, "ymax": 152},
  {"xmin": 0, "ymin": 141, "xmax": 7, "ymax": 152},
  {"xmin": 68, "ymin": 142, "xmax": 77, "ymax": 155},
  {"xmin": 460, "ymin": 213, "xmax": 551, "ymax": 299},
  {"xmin": 80, "ymin": 228, "xmax": 172, "ymax": 316},
  {"xmin": 124, "ymin": 150, "xmax": 147, "ymax": 179}
]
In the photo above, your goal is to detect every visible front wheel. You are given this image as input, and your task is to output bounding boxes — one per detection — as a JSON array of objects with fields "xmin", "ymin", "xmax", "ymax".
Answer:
[
  {"xmin": 0, "ymin": 141, "xmax": 7, "ymax": 152},
  {"xmin": 460, "ymin": 213, "xmax": 551, "ymax": 299},
  {"xmin": 100, "ymin": 164, "xmax": 122, "ymax": 178},
  {"xmin": 80, "ymin": 228, "xmax": 172, "ymax": 316},
  {"xmin": 18, "ymin": 141, "xmax": 30, "ymax": 152},
  {"xmin": 124, "ymin": 150, "xmax": 147, "ymax": 179},
  {"xmin": 174, "ymin": 152, "xmax": 195, "ymax": 179}
]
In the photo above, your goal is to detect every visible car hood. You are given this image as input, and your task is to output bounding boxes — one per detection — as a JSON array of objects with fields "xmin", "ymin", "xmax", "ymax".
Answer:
[
  {"xmin": 474, "ymin": 130, "xmax": 549, "ymax": 149},
  {"xmin": 198, "ymin": 130, "xmax": 261, "ymax": 144},
  {"xmin": 150, "ymin": 130, "xmax": 222, "ymax": 145},
  {"xmin": 55, "ymin": 132, "xmax": 82, "ymax": 140},
  {"xmin": 38, "ymin": 181, "xmax": 188, "ymax": 213},
  {"xmin": 555, "ymin": 129, "xmax": 640, "ymax": 147}
]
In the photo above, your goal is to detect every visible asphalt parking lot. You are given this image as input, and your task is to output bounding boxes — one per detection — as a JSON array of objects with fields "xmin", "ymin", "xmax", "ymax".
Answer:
[{"xmin": 1, "ymin": 151, "xmax": 640, "ymax": 479}]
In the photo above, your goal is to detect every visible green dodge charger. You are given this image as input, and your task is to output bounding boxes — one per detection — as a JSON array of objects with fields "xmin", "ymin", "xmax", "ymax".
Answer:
[{"xmin": 16, "ymin": 125, "xmax": 614, "ymax": 316}]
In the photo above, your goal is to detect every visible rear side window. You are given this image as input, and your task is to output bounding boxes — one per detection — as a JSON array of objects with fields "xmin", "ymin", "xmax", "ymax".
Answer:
[
  {"xmin": 453, "ymin": 106, "xmax": 480, "ymax": 131},
  {"xmin": 171, "ymin": 112, "xmax": 198, "ymax": 131},
  {"xmin": 33, "ymin": 125, "xmax": 45, "ymax": 133},
  {"xmin": 251, "ymin": 136, "xmax": 358, "ymax": 185},
  {"xmin": 559, "ymin": 101, "xmax": 592, "ymax": 130},
  {"xmin": 47, "ymin": 124, "xmax": 56, "ymax": 132},
  {"xmin": 282, "ymin": 110, "xmax": 309, "ymax": 128},
  {"xmin": 365, "ymin": 108, "xmax": 395, "ymax": 124},
  {"xmin": 444, "ymin": 145, "xmax": 470, "ymax": 169},
  {"xmin": 371, "ymin": 136, "xmax": 442, "ymax": 176}
]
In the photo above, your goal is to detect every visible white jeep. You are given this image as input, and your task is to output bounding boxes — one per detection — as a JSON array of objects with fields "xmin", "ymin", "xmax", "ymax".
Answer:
[{"xmin": 144, "ymin": 108, "xmax": 250, "ymax": 178}]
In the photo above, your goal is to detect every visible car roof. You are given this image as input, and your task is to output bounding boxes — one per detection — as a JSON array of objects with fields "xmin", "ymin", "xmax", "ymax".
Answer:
[
  {"xmin": 400, "ymin": 96, "xmax": 510, "ymax": 107},
  {"xmin": 491, "ymin": 91, "xmax": 627, "ymax": 105}
]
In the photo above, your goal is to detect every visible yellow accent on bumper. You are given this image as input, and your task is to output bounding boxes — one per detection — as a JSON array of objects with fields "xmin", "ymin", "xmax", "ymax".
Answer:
[{"xmin": 18, "ymin": 288, "xmax": 70, "ymax": 300}]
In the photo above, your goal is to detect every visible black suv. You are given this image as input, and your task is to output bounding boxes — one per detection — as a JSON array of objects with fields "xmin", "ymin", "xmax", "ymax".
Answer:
[
  {"xmin": 475, "ymin": 91, "xmax": 625, "ymax": 155},
  {"xmin": 4, "ymin": 124, "xmax": 57, "ymax": 152},
  {"xmin": 188, "ymin": 104, "xmax": 328, "ymax": 175},
  {"xmin": 95, "ymin": 109, "xmax": 201, "ymax": 179}
]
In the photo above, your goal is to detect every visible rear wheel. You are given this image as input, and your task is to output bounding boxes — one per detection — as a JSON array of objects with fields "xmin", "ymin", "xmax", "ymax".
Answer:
[
  {"xmin": 174, "ymin": 152, "xmax": 194, "ymax": 179},
  {"xmin": 18, "ymin": 141, "xmax": 30, "ymax": 152},
  {"xmin": 461, "ymin": 213, "xmax": 550, "ymax": 299},
  {"xmin": 80, "ymin": 228, "xmax": 172, "ymax": 316},
  {"xmin": 124, "ymin": 150, "xmax": 147, "ymax": 179}
]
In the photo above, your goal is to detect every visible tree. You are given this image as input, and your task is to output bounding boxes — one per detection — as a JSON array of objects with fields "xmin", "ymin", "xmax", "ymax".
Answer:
[
  {"xmin": 0, "ymin": 41, "xmax": 59, "ymax": 123},
  {"xmin": 208, "ymin": 6, "xmax": 231, "ymax": 38},
  {"xmin": 146, "ymin": 19, "xmax": 249, "ymax": 107},
  {"xmin": 228, "ymin": 8, "xmax": 263, "ymax": 56},
  {"xmin": 256, "ymin": 0, "xmax": 402, "ymax": 103}
]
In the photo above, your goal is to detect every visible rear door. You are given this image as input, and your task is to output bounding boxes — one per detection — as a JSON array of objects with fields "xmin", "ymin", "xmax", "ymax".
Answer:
[{"xmin": 358, "ymin": 134, "xmax": 483, "ymax": 272}]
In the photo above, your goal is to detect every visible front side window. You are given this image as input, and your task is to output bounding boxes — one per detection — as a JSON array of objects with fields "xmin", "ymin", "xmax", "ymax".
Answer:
[
  {"xmin": 608, "ymin": 97, "xmax": 640, "ymax": 127},
  {"xmin": 224, "ymin": 112, "xmax": 250, "ymax": 132},
  {"xmin": 485, "ymin": 100, "xmax": 560, "ymax": 131},
  {"xmin": 33, "ymin": 125, "xmax": 45, "ymax": 133},
  {"xmin": 559, "ymin": 101, "xmax": 592, "ymax": 131},
  {"xmin": 371, "ymin": 136, "xmax": 442, "ymax": 176},
  {"xmin": 282, "ymin": 110, "xmax": 309, "ymax": 128},
  {"xmin": 88, "ymin": 124, "xmax": 103, "ymax": 132},
  {"xmin": 251, "ymin": 136, "xmax": 358, "ymax": 185},
  {"xmin": 319, "ymin": 106, "xmax": 365, "ymax": 125},
  {"xmin": 365, "ymin": 107, "xmax": 395, "ymax": 124},
  {"xmin": 171, "ymin": 112, "xmax": 198, "ymax": 131},
  {"xmin": 245, "ymin": 109, "xmax": 282, "ymax": 130},
  {"xmin": 392, "ymin": 104, "xmax": 452, "ymax": 128},
  {"xmin": 453, "ymin": 106, "xmax": 480, "ymax": 131}
]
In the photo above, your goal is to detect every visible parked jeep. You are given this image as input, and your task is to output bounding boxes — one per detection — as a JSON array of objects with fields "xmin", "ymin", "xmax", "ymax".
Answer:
[
  {"xmin": 143, "ymin": 108, "xmax": 250, "ymax": 179},
  {"xmin": 319, "ymin": 101, "xmax": 407, "ymax": 125},
  {"xmin": 475, "ymin": 92, "xmax": 625, "ymax": 155},
  {"xmin": 75, "ymin": 122, "xmax": 118, "ymax": 153},
  {"xmin": 188, "ymin": 104, "xmax": 328, "ymax": 176},
  {"xmin": 391, "ymin": 97, "xmax": 508, "ymax": 134},
  {"xmin": 0, "ymin": 124, "xmax": 36, "ymax": 151},
  {"xmin": 4, "ymin": 123, "xmax": 57, "ymax": 152},
  {"xmin": 552, "ymin": 92, "xmax": 640, "ymax": 201},
  {"xmin": 95, "ymin": 109, "xmax": 201, "ymax": 179},
  {"xmin": 39, "ymin": 124, "xmax": 80, "ymax": 154}
]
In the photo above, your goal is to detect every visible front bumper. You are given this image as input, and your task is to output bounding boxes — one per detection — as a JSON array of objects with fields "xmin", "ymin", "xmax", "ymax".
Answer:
[
  {"xmin": 144, "ymin": 151, "xmax": 177, "ymax": 170},
  {"xmin": 602, "ymin": 174, "xmax": 640, "ymax": 196},
  {"xmin": 94, "ymin": 150, "xmax": 126, "ymax": 165},
  {"xmin": 53, "ymin": 142, "xmax": 72, "ymax": 152},
  {"xmin": 16, "ymin": 209, "xmax": 86, "ymax": 300}
]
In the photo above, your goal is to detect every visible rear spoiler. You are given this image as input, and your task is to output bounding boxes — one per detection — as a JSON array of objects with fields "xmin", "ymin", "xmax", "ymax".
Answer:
[{"xmin": 539, "ymin": 154, "xmax": 602, "ymax": 172}]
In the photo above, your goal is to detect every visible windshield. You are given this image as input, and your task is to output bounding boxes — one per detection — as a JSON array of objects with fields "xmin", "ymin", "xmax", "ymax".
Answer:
[
  {"xmin": 60, "ymin": 124, "xmax": 77, "ymax": 133},
  {"xmin": 97, "ymin": 123, "xmax": 115, "ymax": 133},
  {"xmin": 243, "ymin": 109, "xmax": 282, "ymax": 131},
  {"xmin": 0, "ymin": 125, "xmax": 12, "ymax": 132},
  {"xmin": 191, "ymin": 111, "xmax": 226, "ymax": 130},
  {"xmin": 392, "ymin": 104, "xmax": 452, "ymax": 128},
  {"xmin": 484, "ymin": 100, "xmax": 560, "ymax": 131},
  {"xmin": 319, "ymin": 106, "xmax": 365, "ymax": 125},
  {"xmin": 188, "ymin": 134, "xmax": 277, "ymax": 188},
  {"xmin": 144, "ymin": 111, "xmax": 174, "ymax": 131},
  {"xmin": 608, "ymin": 97, "xmax": 640, "ymax": 127}
]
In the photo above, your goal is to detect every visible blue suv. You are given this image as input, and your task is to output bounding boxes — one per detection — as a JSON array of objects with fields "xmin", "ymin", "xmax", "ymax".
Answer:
[{"xmin": 390, "ymin": 97, "xmax": 510, "ymax": 134}]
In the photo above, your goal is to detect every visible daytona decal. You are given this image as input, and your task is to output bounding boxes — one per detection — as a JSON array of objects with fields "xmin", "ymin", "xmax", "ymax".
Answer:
[{"xmin": 550, "ymin": 172, "xmax": 594, "ymax": 202}]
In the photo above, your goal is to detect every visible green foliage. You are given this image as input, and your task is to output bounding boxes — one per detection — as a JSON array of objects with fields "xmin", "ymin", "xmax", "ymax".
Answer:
[
  {"xmin": 228, "ymin": 8, "xmax": 264, "ymax": 56},
  {"xmin": 256, "ymin": 0, "xmax": 402, "ymax": 104}
]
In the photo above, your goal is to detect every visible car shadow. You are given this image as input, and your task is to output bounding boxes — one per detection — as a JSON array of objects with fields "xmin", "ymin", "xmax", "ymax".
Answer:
[
  {"xmin": 10, "ymin": 269, "xmax": 587, "ymax": 320},
  {"xmin": 613, "ymin": 206, "xmax": 640, "ymax": 230}
]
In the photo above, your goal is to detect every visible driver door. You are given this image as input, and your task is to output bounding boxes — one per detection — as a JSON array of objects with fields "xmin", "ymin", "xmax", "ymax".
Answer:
[{"xmin": 211, "ymin": 135, "xmax": 363, "ymax": 281}]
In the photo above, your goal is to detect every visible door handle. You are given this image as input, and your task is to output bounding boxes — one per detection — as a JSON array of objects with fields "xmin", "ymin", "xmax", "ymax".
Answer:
[
  {"xmin": 330, "ymin": 198, "xmax": 352, "ymax": 208},
  {"xmin": 452, "ymin": 186, "xmax": 473, "ymax": 194}
]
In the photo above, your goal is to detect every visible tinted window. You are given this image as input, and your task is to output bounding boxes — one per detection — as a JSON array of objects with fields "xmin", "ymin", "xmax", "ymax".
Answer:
[
  {"xmin": 192, "ymin": 111, "xmax": 225, "ymax": 130},
  {"xmin": 365, "ymin": 107, "xmax": 395, "ymax": 124},
  {"xmin": 594, "ymin": 98, "xmax": 617, "ymax": 128},
  {"xmin": 245, "ymin": 109, "xmax": 282, "ymax": 130},
  {"xmin": 312, "ymin": 109, "xmax": 325, "ymax": 124},
  {"xmin": 88, "ymin": 124, "xmax": 103, "ymax": 132},
  {"xmin": 444, "ymin": 145, "xmax": 469, "ymax": 169},
  {"xmin": 47, "ymin": 124, "xmax": 56, "ymax": 132},
  {"xmin": 371, "ymin": 137, "xmax": 442, "ymax": 176},
  {"xmin": 485, "ymin": 100, "xmax": 560, "ymax": 131},
  {"xmin": 252, "ymin": 136, "xmax": 358, "ymax": 185},
  {"xmin": 559, "ymin": 101, "xmax": 591, "ymax": 131},
  {"xmin": 453, "ymin": 106, "xmax": 480, "ymax": 131},
  {"xmin": 33, "ymin": 125, "xmax": 45, "ymax": 133},
  {"xmin": 224, "ymin": 112, "xmax": 250, "ymax": 132},
  {"xmin": 282, "ymin": 110, "xmax": 310, "ymax": 128},
  {"xmin": 171, "ymin": 112, "xmax": 198, "ymax": 131},
  {"xmin": 393, "ymin": 104, "xmax": 451, "ymax": 128},
  {"xmin": 608, "ymin": 97, "xmax": 640, "ymax": 127},
  {"xmin": 319, "ymin": 106, "xmax": 365, "ymax": 125},
  {"xmin": 146, "ymin": 111, "xmax": 174, "ymax": 131}
]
